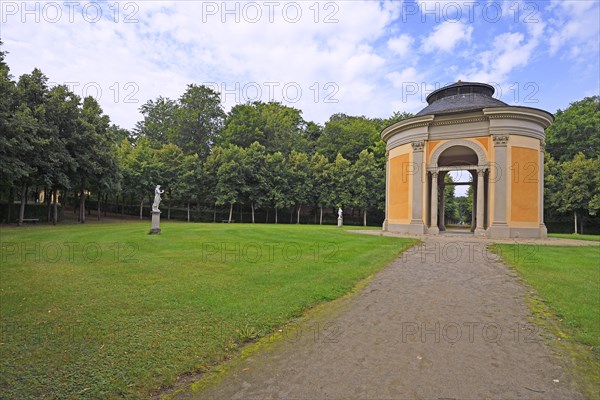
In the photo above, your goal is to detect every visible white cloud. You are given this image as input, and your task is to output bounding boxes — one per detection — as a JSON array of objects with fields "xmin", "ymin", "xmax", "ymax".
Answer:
[
  {"xmin": 2, "ymin": 1, "xmax": 403, "ymax": 129},
  {"xmin": 547, "ymin": 0, "xmax": 600, "ymax": 58},
  {"xmin": 387, "ymin": 34, "xmax": 414, "ymax": 57},
  {"xmin": 421, "ymin": 21, "xmax": 473, "ymax": 53}
]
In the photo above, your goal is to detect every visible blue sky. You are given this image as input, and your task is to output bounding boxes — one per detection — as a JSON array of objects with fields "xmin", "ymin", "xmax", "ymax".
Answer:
[{"xmin": 2, "ymin": 0, "xmax": 599, "ymax": 132}]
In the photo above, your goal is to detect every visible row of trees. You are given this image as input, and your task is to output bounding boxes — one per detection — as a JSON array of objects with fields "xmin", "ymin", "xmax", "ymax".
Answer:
[
  {"xmin": 1, "ymin": 42, "xmax": 407, "ymax": 225},
  {"xmin": 544, "ymin": 96, "xmax": 600, "ymax": 233},
  {"xmin": 119, "ymin": 139, "xmax": 382, "ymax": 225},
  {"xmin": 1, "ymin": 39, "xmax": 598, "ymax": 231},
  {"xmin": 1, "ymin": 44, "xmax": 125, "ymax": 225}
]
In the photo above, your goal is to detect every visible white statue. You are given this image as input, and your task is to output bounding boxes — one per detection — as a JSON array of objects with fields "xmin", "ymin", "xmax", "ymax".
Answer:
[
  {"xmin": 338, "ymin": 208, "xmax": 343, "ymax": 219},
  {"xmin": 152, "ymin": 185, "xmax": 165, "ymax": 212}
]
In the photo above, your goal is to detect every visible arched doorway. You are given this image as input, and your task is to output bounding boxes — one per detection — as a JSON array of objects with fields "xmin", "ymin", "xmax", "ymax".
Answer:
[{"xmin": 428, "ymin": 141, "xmax": 489, "ymax": 236}]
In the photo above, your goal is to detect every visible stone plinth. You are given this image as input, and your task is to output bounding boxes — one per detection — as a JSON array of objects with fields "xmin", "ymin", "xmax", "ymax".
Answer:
[
  {"xmin": 149, "ymin": 210, "xmax": 161, "ymax": 234},
  {"xmin": 337, "ymin": 217, "xmax": 343, "ymax": 228}
]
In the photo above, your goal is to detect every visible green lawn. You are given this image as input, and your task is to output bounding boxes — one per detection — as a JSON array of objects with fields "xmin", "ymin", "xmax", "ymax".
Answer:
[
  {"xmin": 549, "ymin": 233, "xmax": 600, "ymax": 242},
  {"xmin": 492, "ymin": 243, "xmax": 600, "ymax": 397},
  {"xmin": 493, "ymin": 244, "xmax": 599, "ymax": 348},
  {"xmin": 0, "ymin": 222, "xmax": 415, "ymax": 399}
]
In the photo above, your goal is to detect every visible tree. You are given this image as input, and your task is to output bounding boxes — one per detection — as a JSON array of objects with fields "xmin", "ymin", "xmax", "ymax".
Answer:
[
  {"xmin": 135, "ymin": 96, "xmax": 178, "ymax": 145},
  {"xmin": 176, "ymin": 154, "xmax": 203, "ymax": 222},
  {"xmin": 176, "ymin": 84, "xmax": 225, "ymax": 157},
  {"xmin": 325, "ymin": 153, "xmax": 352, "ymax": 215},
  {"xmin": 219, "ymin": 101, "xmax": 308, "ymax": 154},
  {"xmin": 351, "ymin": 150, "xmax": 383, "ymax": 226},
  {"xmin": 317, "ymin": 114, "xmax": 380, "ymax": 162},
  {"xmin": 44, "ymin": 85, "xmax": 80, "ymax": 224},
  {"xmin": 14, "ymin": 69, "xmax": 52, "ymax": 225},
  {"xmin": 309, "ymin": 153, "xmax": 330, "ymax": 224},
  {"xmin": 265, "ymin": 151, "xmax": 292, "ymax": 223},
  {"xmin": 243, "ymin": 142, "xmax": 269, "ymax": 223},
  {"xmin": 154, "ymin": 143, "xmax": 184, "ymax": 219},
  {"xmin": 205, "ymin": 145, "xmax": 247, "ymax": 223},
  {"xmin": 546, "ymin": 96, "xmax": 600, "ymax": 162},
  {"xmin": 118, "ymin": 137, "xmax": 162, "ymax": 220},
  {"xmin": 72, "ymin": 97, "xmax": 118, "ymax": 223},
  {"xmin": 287, "ymin": 151, "xmax": 312, "ymax": 223},
  {"xmin": 443, "ymin": 174, "xmax": 459, "ymax": 224},
  {"xmin": 549, "ymin": 153, "xmax": 598, "ymax": 233},
  {"xmin": 0, "ymin": 47, "xmax": 21, "ymax": 222}
]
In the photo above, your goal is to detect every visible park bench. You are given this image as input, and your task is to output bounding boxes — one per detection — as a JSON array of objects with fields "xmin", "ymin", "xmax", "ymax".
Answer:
[
  {"xmin": 221, "ymin": 220, "xmax": 235, "ymax": 223},
  {"xmin": 22, "ymin": 218, "xmax": 40, "ymax": 223}
]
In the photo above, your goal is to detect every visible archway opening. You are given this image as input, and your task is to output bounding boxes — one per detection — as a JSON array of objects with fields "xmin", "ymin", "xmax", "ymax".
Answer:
[{"xmin": 428, "ymin": 145, "xmax": 487, "ymax": 234}]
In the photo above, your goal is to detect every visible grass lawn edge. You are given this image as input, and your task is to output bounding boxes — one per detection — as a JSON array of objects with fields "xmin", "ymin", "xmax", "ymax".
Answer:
[
  {"xmin": 488, "ymin": 244, "xmax": 600, "ymax": 400},
  {"xmin": 156, "ymin": 238, "xmax": 421, "ymax": 399}
]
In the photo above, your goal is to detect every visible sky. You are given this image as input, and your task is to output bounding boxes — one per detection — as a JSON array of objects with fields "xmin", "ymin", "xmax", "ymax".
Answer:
[{"xmin": 2, "ymin": 0, "xmax": 599, "ymax": 134}]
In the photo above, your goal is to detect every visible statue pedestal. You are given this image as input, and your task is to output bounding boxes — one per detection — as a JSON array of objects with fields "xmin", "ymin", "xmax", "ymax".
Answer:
[
  {"xmin": 149, "ymin": 210, "xmax": 161, "ymax": 234},
  {"xmin": 337, "ymin": 217, "xmax": 343, "ymax": 228}
]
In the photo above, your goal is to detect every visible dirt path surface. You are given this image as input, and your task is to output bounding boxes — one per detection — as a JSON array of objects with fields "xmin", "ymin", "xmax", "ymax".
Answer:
[{"xmin": 177, "ymin": 237, "xmax": 584, "ymax": 400}]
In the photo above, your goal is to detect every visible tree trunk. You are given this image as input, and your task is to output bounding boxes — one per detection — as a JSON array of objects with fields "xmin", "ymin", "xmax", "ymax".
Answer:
[
  {"xmin": 79, "ymin": 188, "xmax": 86, "ymax": 223},
  {"xmin": 364, "ymin": 209, "xmax": 367, "ymax": 226},
  {"xmin": 297, "ymin": 206, "xmax": 301, "ymax": 224},
  {"xmin": 319, "ymin": 206, "xmax": 323, "ymax": 225},
  {"xmin": 139, "ymin": 198, "xmax": 144, "ymax": 220},
  {"xmin": 18, "ymin": 183, "xmax": 27, "ymax": 226},
  {"xmin": 574, "ymin": 210, "xmax": 578, "ymax": 234},
  {"xmin": 239, "ymin": 204, "xmax": 243, "ymax": 223},
  {"xmin": 228, "ymin": 203, "xmax": 233, "ymax": 223},
  {"xmin": 52, "ymin": 189, "xmax": 58, "ymax": 225},
  {"xmin": 7, "ymin": 186, "xmax": 14, "ymax": 223},
  {"xmin": 187, "ymin": 202, "xmax": 191, "ymax": 222},
  {"xmin": 168, "ymin": 197, "xmax": 171, "ymax": 220},
  {"xmin": 290, "ymin": 207, "xmax": 293, "ymax": 224},
  {"xmin": 97, "ymin": 191, "xmax": 101, "ymax": 221},
  {"xmin": 45, "ymin": 187, "xmax": 51, "ymax": 222},
  {"xmin": 275, "ymin": 208, "xmax": 278, "ymax": 224},
  {"xmin": 251, "ymin": 202, "xmax": 255, "ymax": 223},
  {"xmin": 213, "ymin": 203, "xmax": 217, "ymax": 223}
]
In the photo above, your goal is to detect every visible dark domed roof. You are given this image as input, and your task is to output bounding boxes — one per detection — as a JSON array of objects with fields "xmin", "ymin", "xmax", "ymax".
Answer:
[{"xmin": 416, "ymin": 81, "xmax": 508, "ymax": 116}]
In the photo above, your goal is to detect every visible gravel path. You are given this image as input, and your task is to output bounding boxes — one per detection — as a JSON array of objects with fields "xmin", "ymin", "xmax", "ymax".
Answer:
[{"xmin": 177, "ymin": 237, "xmax": 584, "ymax": 400}]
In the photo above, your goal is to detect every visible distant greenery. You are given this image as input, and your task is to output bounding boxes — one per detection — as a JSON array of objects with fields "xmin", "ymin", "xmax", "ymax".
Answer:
[{"xmin": 0, "ymin": 222, "xmax": 416, "ymax": 399}]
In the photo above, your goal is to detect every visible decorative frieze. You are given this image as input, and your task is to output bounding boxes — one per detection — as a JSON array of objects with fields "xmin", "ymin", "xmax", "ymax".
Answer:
[
  {"xmin": 411, "ymin": 140, "xmax": 425, "ymax": 152},
  {"xmin": 492, "ymin": 134, "xmax": 509, "ymax": 146}
]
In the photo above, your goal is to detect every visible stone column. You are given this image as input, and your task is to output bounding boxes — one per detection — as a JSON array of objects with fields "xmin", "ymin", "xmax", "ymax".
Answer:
[
  {"xmin": 409, "ymin": 141, "xmax": 427, "ymax": 233},
  {"xmin": 539, "ymin": 141, "xmax": 547, "ymax": 238},
  {"xmin": 474, "ymin": 169, "xmax": 486, "ymax": 236},
  {"xmin": 470, "ymin": 171, "xmax": 476, "ymax": 232},
  {"xmin": 383, "ymin": 150, "xmax": 390, "ymax": 231},
  {"xmin": 439, "ymin": 181, "xmax": 446, "ymax": 231},
  {"xmin": 489, "ymin": 134, "xmax": 510, "ymax": 238},
  {"xmin": 429, "ymin": 171, "xmax": 439, "ymax": 234}
]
